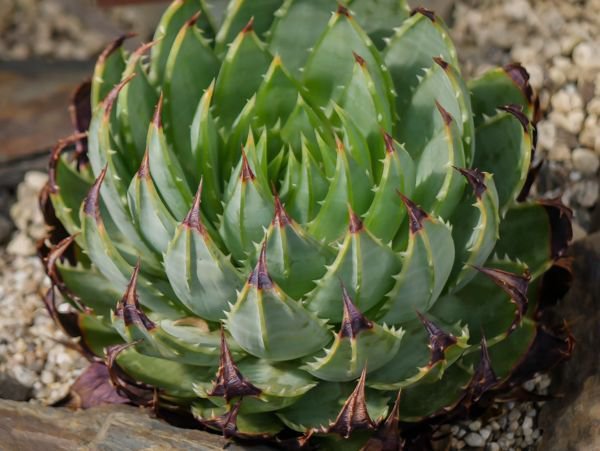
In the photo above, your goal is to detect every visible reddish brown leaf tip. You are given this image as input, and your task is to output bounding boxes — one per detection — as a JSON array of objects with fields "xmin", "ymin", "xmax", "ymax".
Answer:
[
  {"xmin": 383, "ymin": 132, "xmax": 396, "ymax": 155},
  {"xmin": 45, "ymin": 235, "xmax": 77, "ymax": 284},
  {"xmin": 416, "ymin": 311, "xmax": 457, "ymax": 365},
  {"xmin": 537, "ymin": 197, "xmax": 573, "ymax": 259},
  {"xmin": 48, "ymin": 133, "xmax": 88, "ymax": 193},
  {"xmin": 132, "ymin": 39, "xmax": 160, "ymax": 59},
  {"xmin": 103, "ymin": 73, "xmax": 136, "ymax": 121},
  {"xmin": 198, "ymin": 401, "xmax": 242, "ymax": 439},
  {"xmin": 240, "ymin": 148, "xmax": 256, "ymax": 181},
  {"xmin": 454, "ymin": 166, "xmax": 487, "ymax": 199},
  {"xmin": 249, "ymin": 242, "xmax": 273, "ymax": 289},
  {"xmin": 328, "ymin": 367, "xmax": 376, "ymax": 438},
  {"xmin": 411, "ymin": 6, "xmax": 436, "ymax": 21},
  {"xmin": 242, "ymin": 16, "xmax": 255, "ymax": 33},
  {"xmin": 348, "ymin": 206, "xmax": 364, "ymax": 234},
  {"xmin": 208, "ymin": 329, "xmax": 261, "ymax": 401},
  {"xmin": 119, "ymin": 262, "xmax": 155, "ymax": 330},
  {"xmin": 137, "ymin": 149, "xmax": 151, "ymax": 178},
  {"xmin": 464, "ymin": 337, "xmax": 498, "ymax": 403},
  {"xmin": 499, "ymin": 104, "xmax": 529, "ymax": 132},
  {"xmin": 273, "ymin": 195, "xmax": 291, "ymax": 227},
  {"xmin": 503, "ymin": 63, "xmax": 534, "ymax": 105},
  {"xmin": 186, "ymin": 10, "xmax": 202, "ymax": 27},
  {"xmin": 83, "ymin": 166, "xmax": 108, "ymax": 220},
  {"xmin": 98, "ymin": 33, "xmax": 136, "ymax": 64},
  {"xmin": 433, "ymin": 56, "xmax": 449, "ymax": 70},
  {"xmin": 153, "ymin": 92, "xmax": 164, "ymax": 129},
  {"xmin": 397, "ymin": 192, "xmax": 428, "ymax": 234},
  {"xmin": 339, "ymin": 286, "xmax": 373, "ymax": 338},
  {"xmin": 337, "ymin": 4, "xmax": 351, "ymax": 17},
  {"xmin": 474, "ymin": 266, "xmax": 530, "ymax": 332},
  {"xmin": 352, "ymin": 51, "xmax": 366, "ymax": 66},
  {"xmin": 363, "ymin": 391, "xmax": 404, "ymax": 451},
  {"xmin": 434, "ymin": 100, "xmax": 453, "ymax": 125},
  {"xmin": 183, "ymin": 179, "xmax": 205, "ymax": 234},
  {"xmin": 335, "ymin": 135, "xmax": 345, "ymax": 153}
]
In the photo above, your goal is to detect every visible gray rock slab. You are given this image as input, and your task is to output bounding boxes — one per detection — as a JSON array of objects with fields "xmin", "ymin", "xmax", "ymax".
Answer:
[{"xmin": 0, "ymin": 399, "xmax": 273, "ymax": 450}]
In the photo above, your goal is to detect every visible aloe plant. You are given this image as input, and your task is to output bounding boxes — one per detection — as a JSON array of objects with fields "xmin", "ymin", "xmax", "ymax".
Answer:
[{"xmin": 41, "ymin": 0, "xmax": 573, "ymax": 448}]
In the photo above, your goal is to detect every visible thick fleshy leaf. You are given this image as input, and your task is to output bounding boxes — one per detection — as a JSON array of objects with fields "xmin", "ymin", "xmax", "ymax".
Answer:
[
  {"xmin": 226, "ymin": 245, "xmax": 331, "ymax": 361},
  {"xmin": 164, "ymin": 15, "xmax": 220, "ymax": 180},
  {"xmin": 165, "ymin": 185, "xmax": 243, "ymax": 321},
  {"xmin": 304, "ymin": 289, "xmax": 404, "ymax": 381},
  {"xmin": 472, "ymin": 106, "xmax": 532, "ymax": 210},
  {"xmin": 91, "ymin": 34, "xmax": 130, "ymax": 108},
  {"xmin": 349, "ymin": 0, "xmax": 410, "ymax": 49},
  {"xmin": 213, "ymin": 24, "xmax": 272, "ymax": 129},
  {"xmin": 379, "ymin": 196, "xmax": 455, "ymax": 325},
  {"xmin": 306, "ymin": 211, "xmax": 401, "ymax": 321},
  {"xmin": 149, "ymin": 0, "xmax": 215, "ymax": 84},
  {"xmin": 446, "ymin": 169, "xmax": 500, "ymax": 291},
  {"xmin": 215, "ymin": 0, "xmax": 284, "ymax": 55}
]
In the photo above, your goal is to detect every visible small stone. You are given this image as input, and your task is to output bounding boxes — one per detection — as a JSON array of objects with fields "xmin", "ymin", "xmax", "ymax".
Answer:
[
  {"xmin": 509, "ymin": 409, "xmax": 522, "ymax": 422},
  {"xmin": 465, "ymin": 432, "xmax": 485, "ymax": 447},
  {"xmin": 6, "ymin": 233, "xmax": 36, "ymax": 257},
  {"xmin": 480, "ymin": 427, "xmax": 492, "ymax": 440},
  {"xmin": 572, "ymin": 148, "xmax": 600, "ymax": 175},
  {"xmin": 469, "ymin": 420, "xmax": 482, "ymax": 431},
  {"xmin": 572, "ymin": 180, "xmax": 599, "ymax": 207},
  {"xmin": 488, "ymin": 443, "xmax": 500, "ymax": 451},
  {"xmin": 455, "ymin": 440, "xmax": 465, "ymax": 449}
]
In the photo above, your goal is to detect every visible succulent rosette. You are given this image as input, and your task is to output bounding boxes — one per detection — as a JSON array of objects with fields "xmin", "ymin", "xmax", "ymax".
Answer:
[{"xmin": 41, "ymin": 0, "xmax": 573, "ymax": 448}]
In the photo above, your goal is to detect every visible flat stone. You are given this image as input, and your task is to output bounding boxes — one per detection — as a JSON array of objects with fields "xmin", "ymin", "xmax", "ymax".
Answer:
[
  {"xmin": 539, "ymin": 232, "xmax": 600, "ymax": 451},
  {"xmin": 0, "ymin": 399, "xmax": 273, "ymax": 450}
]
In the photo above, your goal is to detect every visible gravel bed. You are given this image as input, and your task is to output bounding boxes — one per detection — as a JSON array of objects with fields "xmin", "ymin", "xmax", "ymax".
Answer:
[{"xmin": 0, "ymin": 173, "xmax": 87, "ymax": 405}]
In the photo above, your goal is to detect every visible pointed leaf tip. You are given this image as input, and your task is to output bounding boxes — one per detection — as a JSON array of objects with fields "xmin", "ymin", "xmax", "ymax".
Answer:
[
  {"xmin": 45, "ymin": 234, "xmax": 77, "ymax": 284},
  {"xmin": 183, "ymin": 179, "xmax": 205, "ymax": 233},
  {"xmin": 120, "ymin": 261, "xmax": 155, "ymax": 330},
  {"xmin": 208, "ymin": 328, "xmax": 261, "ymax": 401},
  {"xmin": 83, "ymin": 165, "xmax": 107, "ymax": 220},
  {"xmin": 464, "ymin": 336, "xmax": 497, "ymax": 403},
  {"xmin": 98, "ymin": 32, "xmax": 136, "ymax": 65},
  {"xmin": 363, "ymin": 390, "xmax": 404, "ymax": 450},
  {"xmin": 328, "ymin": 366, "xmax": 375, "ymax": 438},
  {"xmin": 411, "ymin": 6, "xmax": 436, "ymax": 21},
  {"xmin": 185, "ymin": 10, "xmax": 202, "ymax": 27},
  {"xmin": 248, "ymin": 241, "xmax": 273, "ymax": 289},
  {"xmin": 337, "ymin": 4, "xmax": 351, "ymax": 17},
  {"xmin": 153, "ymin": 92, "xmax": 164, "ymax": 129},
  {"xmin": 103, "ymin": 73, "xmax": 136, "ymax": 120},
  {"xmin": 503, "ymin": 63, "xmax": 534, "ymax": 104},
  {"xmin": 137, "ymin": 149, "xmax": 151, "ymax": 178},
  {"xmin": 433, "ymin": 56, "xmax": 449, "ymax": 70},
  {"xmin": 273, "ymin": 195, "xmax": 291, "ymax": 227},
  {"xmin": 48, "ymin": 132, "xmax": 87, "ymax": 193},
  {"xmin": 397, "ymin": 192, "xmax": 428, "ymax": 234},
  {"xmin": 340, "ymin": 286, "xmax": 373, "ymax": 338},
  {"xmin": 499, "ymin": 104, "xmax": 529, "ymax": 132},
  {"xmin": 348, "ymin": 206, "xmax": 364, "ymax": 233},
  {"xmin": 242, "ymin": 17, "xmax": 255, "ymax": 34},
  {"xmin": 383, "ymin": 131, "xmax": 396, "ymax": 155},
  {"xmin": 416, "ymin": 311, "xmax": 457, "ymax": 365},
  {"xmin": 199, "ymin": 401, "xmax": 241, "ymax": 439},
  {"xmin": 454, "ymin": 166, "xmax": 487, "ymax": 198},
  {"xmin": 352, "ymin": 51, "xmax": 366, "ymax": 66},
  {"xmin": 240, "ymin": 147, "xmax": 256, "ymax": 181},
  {"xmin": 435, "ymin": 100, "xmax": 453, "ymax": 125},
  {"xmin": 473, "ymin": 266, "xmax": 530, "ymax": 331}
]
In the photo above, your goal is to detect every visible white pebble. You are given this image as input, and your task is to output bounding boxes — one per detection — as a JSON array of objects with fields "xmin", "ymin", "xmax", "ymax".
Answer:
[
  {"xmin": 469, "ymin": 420, "xmax": 482, "ymax": 431},
  {"xmin": 465, "ymin": 432, "xmax": 485, "ymax": 447},
  {"xmin": 572, "ymin": 148, "xmax": 599, "ymax": 175}
]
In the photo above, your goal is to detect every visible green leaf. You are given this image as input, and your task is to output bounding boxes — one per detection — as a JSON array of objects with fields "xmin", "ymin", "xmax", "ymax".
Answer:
[
  {"xmin": 213, "ymin": 27, "xmax": 272, "ymax": 129},
  {"xmin": 91, "ymin": 36, "xmax": 128, "ymax": 109},
  {"xmin": 214, "ymin": 0, "xmax": 284, "ymax": 55},
  {"xmin": 226, "ymin": 249, "xmax": 331, "ymax": 361},
  {"xmin": 306, "ymin": 216, "xmax": 401, "ymax": 322},
  {"xmin": 268, "ymin": 0, "xmax": 339, "ymax": 77},
  {"xmin": 164, "ymin": 17, "xmax": 220, "ymax": 182},
  {"xmin": 149, "ymin": 0, "xmax": 215, "ymax": 85},
  {"xmin": 192, "ymin": 402, "xmax": 285, "ymax": 436},
  {"xmin": 472, "ymin": 108, "xmax": 532, "ymax": 210},
  {"xmin": 165, "ymin": 196, "xmax": 243, "ymax": 322},
  {"xmin": 384, "ymin": 10, "xmax": 457, "ymax": 118},
  {"xmin": 379, "ymin": 205, "xmax": 455, "ymax": 325},
  {"xmin": 348, "ymin": 0, "xmax": 410, "ymax": 49},
  {"xmin": 363, "ymin": 134, "xmax": 415, "ymax": 244}
]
